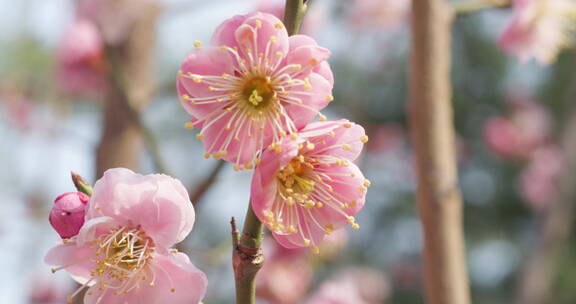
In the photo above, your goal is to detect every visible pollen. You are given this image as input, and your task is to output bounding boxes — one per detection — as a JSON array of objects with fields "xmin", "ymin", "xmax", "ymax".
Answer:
[
  {"xmin": 326, "ymin": 95, "xmax": 334, "ymax": 102},
  {"xmin": 360, "ymin": 135, "xmax": 369, "ymax": 143},
  {"xmin": 193, "ymin": 40, "xmax": 202, "ymax": 48},
  {"xmin": 196, "ymin": 133, "xmax": 204, "ymax": 139}
]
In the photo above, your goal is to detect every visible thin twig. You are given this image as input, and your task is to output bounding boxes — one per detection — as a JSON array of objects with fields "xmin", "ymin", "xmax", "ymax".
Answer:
[
  {"xmin": 190, "ymin": 160, "xmax": 226, "ymax": 206},
  {"xmin": 453, "ymin": 0, "xmax": 511, "ymax": 15},
  {"xmin": 103, "ymin": 46, "xmax": 170, "ymax": 174},
  {"xmin": 284, "ymin": 0, "xmax": 308, "ymax": 36},
  {"xmin": 409, "ymin": 1, "xmax": 471, "ymax": 303}
]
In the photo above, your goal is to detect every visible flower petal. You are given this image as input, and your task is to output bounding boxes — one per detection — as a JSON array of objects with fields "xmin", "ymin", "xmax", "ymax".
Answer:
[
  {"xmin": 86, "ymin": 168, "xmax": 195, "ymax": 248},
  {"xmin": 251, "ymin": 138, "xmax": 300, "ymax": 216},
  {"xmin": 234, "ymin": 12, "xmax": 289, "ymax": 62},
  {"xmin": 284, "ymin": 72, "xmax": 332, "ymax": 129},
  {"xmin": 305, "ymin": 119, "xmax": 366, "ymax": 161},
  {"xmin": 45, "ymin": 243, "xmax": 97, "ymax": 285},
  {"xmin": 177, "ymin": 47, "xmax": 235, "ymax": 119}
]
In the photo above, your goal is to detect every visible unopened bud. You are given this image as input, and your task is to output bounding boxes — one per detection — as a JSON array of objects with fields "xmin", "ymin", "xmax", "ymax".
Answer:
[{"xmin": 49, "ymin": 192, "xmax": 89, "ymax": 239}]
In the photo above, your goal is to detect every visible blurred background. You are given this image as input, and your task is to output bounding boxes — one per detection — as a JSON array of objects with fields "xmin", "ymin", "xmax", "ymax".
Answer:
[{"xmin": 1, "ymin": 0, "xmax": 575, "ymax": 303}]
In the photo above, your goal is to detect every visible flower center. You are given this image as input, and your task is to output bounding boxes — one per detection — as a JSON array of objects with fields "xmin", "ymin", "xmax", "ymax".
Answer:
[
  {"xmin": 277, "ymin": 157, "xmax": 317, "ymax": 207},
  {"xmin": 242, "ymin": 77, "xmax": 275, "ymax": 109},
  {"xmin": 92, "ymin": 227, "xmax": 154, "ymax": 281}
]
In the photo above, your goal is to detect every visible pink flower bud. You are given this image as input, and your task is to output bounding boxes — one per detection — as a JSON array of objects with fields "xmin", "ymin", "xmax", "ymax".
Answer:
[{"xmin": 49, "ymin": 192, "xmax": 89, "ymax": 239}]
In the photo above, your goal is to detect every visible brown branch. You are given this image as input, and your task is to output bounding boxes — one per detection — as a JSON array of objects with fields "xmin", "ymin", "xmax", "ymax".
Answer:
[
  {"xmin": 409, "ymin": 1, "xmax": 471, "ymax": 304},
  {"xmin": 95, "ymin": 3, "xmax": 162, "ymax": 178}
]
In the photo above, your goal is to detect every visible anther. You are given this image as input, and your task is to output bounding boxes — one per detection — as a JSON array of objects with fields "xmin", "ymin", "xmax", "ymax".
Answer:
[{"xmin": 194, "ymin": 40, "xmax": 202, "ymax": 48}]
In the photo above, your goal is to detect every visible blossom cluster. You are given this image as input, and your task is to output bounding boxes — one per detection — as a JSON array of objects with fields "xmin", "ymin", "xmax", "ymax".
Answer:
[
  {"xmin": 177, "ymin": 12, "xmax": 369, "ymax": 251},
  {"xmin": 46, "ymin": 10, "xmax": 369, "ymax": 304}
]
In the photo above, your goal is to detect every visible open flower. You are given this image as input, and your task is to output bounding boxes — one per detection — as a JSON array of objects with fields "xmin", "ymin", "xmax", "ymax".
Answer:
[
  {"xmin": 45, "ymin": 168, "xmax": 207, "ymax": 304},
  {"xmin": 499, "ymin": 0, "xmax": 576, "ymax": 64},
  {"xmin": 251, "ymin": 120, "xmax": 369, "ymax": 251},
  {"xmin": 177, "ymin": 12, "xmax": 334, "ymax": 170},
  {"xmin": 56, "ymin": 19, "xmax": 107, "ymax": 97}
]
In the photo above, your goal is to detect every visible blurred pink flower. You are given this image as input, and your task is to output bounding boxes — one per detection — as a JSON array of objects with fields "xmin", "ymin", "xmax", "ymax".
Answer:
[
  {"xmin": 304, "ymin": 267, "xmax": 390, "ymax": 304},
  {"xmin": 484, "ymin": 99, "xmax": 551, "ymax": 159},
  {"xmin": 177, "ymin": 12, "xmax": 334, "ymax": 170},
  {"xmin": 519, "ymin": 145, "xmax": 563, "ymax": 211},
  {"xmin": 256, "ymin": 239, "xmax": 312, "ymax": 304},
  {"xmin": 366, "ymin": 123, "xmax": 406, "ymax": 153},
  {"xmin": 499, "ymin": 0, "xmax": 576, "ymax": 64},
  {"xmin": 45, "ymin": 168, "xmax": 207, "ymax": 304},
  {"xmin": 77, "ymin": 0, "xmax": 159, "ymax": 45},
  {"xmin": 251, "ymin": 120, "xmax": 368, "ymax": 251},
  {"xmin": 56, "ymin": 19, "xmax": 107, "ymax": 97},
  {"xmin": 348, "ymin": 0, "xmax": 411, "ymax": 30},
  {"xmin": 49, "ymin": 192, "xmax": 90, "ymax": 239},
  {"xmin": 0, "ymin": 89, "xmax": 33, "ymax": 131},
  {"xmin": 28, "ymin": 272, "xmax": 73, "ymax": 304},
  {"xmin": 316, "ymin": 228, "xmax": 348, "ymax": 261}
]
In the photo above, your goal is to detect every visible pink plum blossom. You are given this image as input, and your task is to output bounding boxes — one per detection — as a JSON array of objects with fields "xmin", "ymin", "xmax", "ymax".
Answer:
[
  {"xmin": 484, "ymin": 99, "xmax": 552, "ymax": 159},
  {"xmin": 519, "ymin": 145, "xmax": 563, "ymax": 211},
  {"xmin": 499, "ymin": 0, "xmax": 576, "ymax": 64},
  {"xmin": 177, "ymin": 12, "xmax": 334, "ymax": 170},
  {"xmin": 256, "ymin": 239, "xmax": 312, "ymax": 304},
  {"xmin": 56, "ymin": 19, "xmax": 107, "ymax": 97},
  {"xmin": 251, "ymin": 120, "xmax": 369, "ymax": 251},
  {"xmin": 304, "ymin": 267, "xmax": 390, "ymax": 304},
  {"xmin": 49, "ymin": 192, "xmax": 90, "ymax": 239},
  {"xmin": 45, "ymin": 168, "xmax": 207, "ymax": 304}
]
